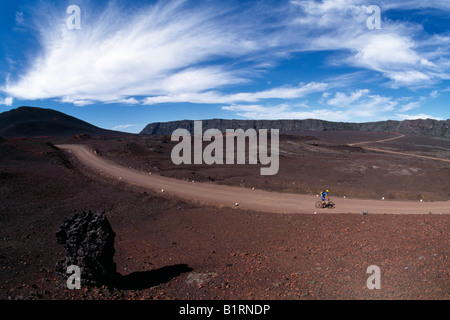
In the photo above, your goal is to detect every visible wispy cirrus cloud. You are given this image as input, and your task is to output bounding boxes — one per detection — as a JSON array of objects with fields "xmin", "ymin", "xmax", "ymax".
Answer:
[
  {"xmin": 143, "ymin": 82, "xmax": 328, "ymax": 105},
  {"xmin": 398, "ymin": 101, "xmax": 422, "ymax": 112},
  {"xmin": 3, "ymin": 0, "xmax": 276, "ymax": 104},
  {"xmin": 382, "ymin": 0, "xmax": 450, "ymax": 11}
]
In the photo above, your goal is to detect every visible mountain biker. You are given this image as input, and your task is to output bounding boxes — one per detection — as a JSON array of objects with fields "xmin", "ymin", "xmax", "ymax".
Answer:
[{"xmin": 320, "ymin": 189, "xmax": 329, "ymax": 206}]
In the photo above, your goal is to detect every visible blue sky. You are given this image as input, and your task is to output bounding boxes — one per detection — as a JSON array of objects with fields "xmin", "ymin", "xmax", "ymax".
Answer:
[{"xmin": 0, "ymin": 0, "xmax": 449, "ymax": 133}]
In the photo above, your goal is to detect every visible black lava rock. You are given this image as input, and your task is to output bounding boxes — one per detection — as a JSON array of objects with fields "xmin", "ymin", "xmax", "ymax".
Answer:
[{"xmin": 56, "ymin": 211, "xmax": 117, "ymax": 287}]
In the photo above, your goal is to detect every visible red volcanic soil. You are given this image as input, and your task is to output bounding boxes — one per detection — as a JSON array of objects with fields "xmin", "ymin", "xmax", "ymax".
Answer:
[
  {"xmin": 84, "ymin": 132, "xmax": 450, "ymax": 201},
  {"xmin": 0, "ymin": 134, "xmax": 449, "ymax": 300},
  {"xmin": 56, "ymin": 143, "xmax": 449, "ymax": 215}
]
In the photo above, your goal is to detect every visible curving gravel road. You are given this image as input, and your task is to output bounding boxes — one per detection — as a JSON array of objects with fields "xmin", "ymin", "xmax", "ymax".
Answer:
[
  {"xmin": 349, "ymin": 134, "xmax": 450, "ymax": 164},
  {"xmin": 58, "ymin": 144, "xmax": 450, "ymax": 215}
]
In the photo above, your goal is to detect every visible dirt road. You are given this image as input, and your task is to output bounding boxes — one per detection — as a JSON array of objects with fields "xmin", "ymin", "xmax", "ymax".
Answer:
[
  {"xmin": 348, "ymin": 134, "xmax": 406, "ymax": 146},
  {"xmin": 348, "ymin": 134, "xmax": 450, "ymax": 164},
  {"xmin": 58, "ymin": 144, "xmax": 450, "ymax": 215}
]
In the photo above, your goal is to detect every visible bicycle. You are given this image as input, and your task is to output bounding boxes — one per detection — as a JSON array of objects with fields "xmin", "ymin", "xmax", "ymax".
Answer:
[{"xmin": 315, "ymin": 199, "xmax": 335, "ymax": 209}]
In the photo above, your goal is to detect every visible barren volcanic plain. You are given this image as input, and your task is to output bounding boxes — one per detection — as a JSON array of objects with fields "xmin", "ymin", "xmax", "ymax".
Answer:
[{"xmin": 1, "ymin": 126, "xmax": 449, "ymax": 300}]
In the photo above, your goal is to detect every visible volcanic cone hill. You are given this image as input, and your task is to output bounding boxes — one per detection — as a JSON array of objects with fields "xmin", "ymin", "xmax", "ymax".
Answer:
[{"xmin": 0, "ymin": 106, "xmax": 127, "ymax": 138}]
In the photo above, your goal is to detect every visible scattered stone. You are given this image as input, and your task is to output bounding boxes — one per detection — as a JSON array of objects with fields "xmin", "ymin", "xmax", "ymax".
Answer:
[
  {"xmin": 73, "ymin": 133, "xmax": 91, "ymax": 140},
  {"xmin": 185, "ymin": 272, "xmax": 218, "ymax": 287}
]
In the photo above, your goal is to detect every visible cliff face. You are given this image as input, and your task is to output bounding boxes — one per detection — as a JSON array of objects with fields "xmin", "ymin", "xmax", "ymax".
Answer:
[{"xmin": 140, "ymin": 118, "xmax": 450, "ymax": 138}]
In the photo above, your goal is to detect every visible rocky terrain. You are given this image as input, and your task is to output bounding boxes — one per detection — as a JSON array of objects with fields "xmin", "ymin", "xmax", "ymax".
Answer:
[{"xmin": 0, "ymin": 107, "xmax": 448, "ymax": 302}]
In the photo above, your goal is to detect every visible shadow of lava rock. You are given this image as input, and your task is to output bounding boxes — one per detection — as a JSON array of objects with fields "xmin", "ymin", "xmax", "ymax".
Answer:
[
  {"xmin": 56, "ymin": 211, "xmax": 117, "ymax": 287},
  {"xmin": 56, "ymin": 211, "xmax": 193, "ymax": 290},
  {"xmin": 112, "ymin": 264, "xmax": 193, "ymax": 290}
]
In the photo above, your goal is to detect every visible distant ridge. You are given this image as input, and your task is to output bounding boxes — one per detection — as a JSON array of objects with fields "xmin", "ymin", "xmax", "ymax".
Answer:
[
  {"xmin": 140, "ymin": 118, "xmax": 450, "ymax": 138},
  {"xmin": 0, "ymin": 106, "xmax": 128, "ymax": 138}
]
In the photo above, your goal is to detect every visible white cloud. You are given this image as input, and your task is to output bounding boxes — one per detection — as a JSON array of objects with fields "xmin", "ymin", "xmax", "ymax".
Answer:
[
  {"xmin": 430, "ymin": 90, "xmax": 439, "ymax": 98},
  {"xmin": 353, "ymin": 34, "xmax": 421, "ymax": 68},
  {"xmin": 157, "ymin": 67, "xmax": 248, "ymax": 94},
  {"xmin": 290, "ymin": 0, "xmax": 365, "ymax": 29},
  {"xmin": 396, "ymin": 113, "xmax": 443, "ymax": 120},
  {"xmin": 15, "ymin": 12, "xmax": 25, "ymax": 26},
  {"xmin": 386, "ymin": 70, "xmax": 431, "ymax": 85},
  {"xmin": 383, "ymin": 1, "xmax": 450, "ymax": 11},
  {"xmin": 398, "ymin": 101, "xmax": 421, "ymax": 112},
  {"xmin": 326, "ymin": 89, "xmax": 370, "ymax": 106},
  {"xmin": 288, "ymin": 0, "xmax": 448, "ymax": 87},
  {"xmin": 0, "ymin": 97, "xmax": 13, "ymax": 106},
  {"xmin": 112, "ymin": 124, "xmax": 137, "ymax": 130},
  {"xmin": 231, "ymin": 82, "xmax": 328, "ymax": 102},
  {"xmin": 221, "ymin": 103, "xmax": 351, "ymax": 121},
  {"xmin": 325, "ymin": 89, "xmax": 397, "ymax": 118},
  {"xmin": 143, "ymin": 82, "xmax": 328, "ymax": 105}
]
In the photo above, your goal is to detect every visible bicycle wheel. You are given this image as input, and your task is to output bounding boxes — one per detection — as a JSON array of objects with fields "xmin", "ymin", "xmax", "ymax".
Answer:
[{"xmin": 315, "ymin": 201, "xmax": 323, "ymax": 208}]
